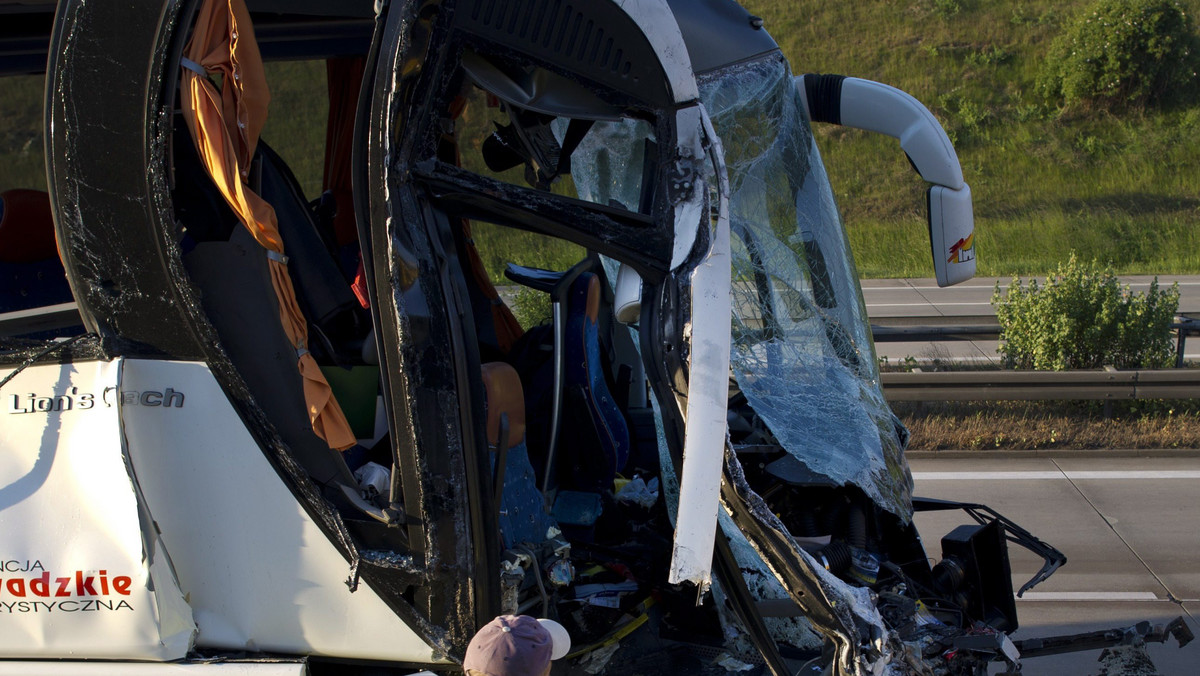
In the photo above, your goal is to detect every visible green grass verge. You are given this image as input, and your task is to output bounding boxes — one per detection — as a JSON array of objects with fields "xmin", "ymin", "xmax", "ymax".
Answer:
[{"xmin": 743, "ymin": 0, "xmax": 1200, "ymax": 278}]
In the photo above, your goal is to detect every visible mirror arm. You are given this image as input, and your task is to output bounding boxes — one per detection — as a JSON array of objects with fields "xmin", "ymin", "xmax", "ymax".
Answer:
[{"xmin": 797, "ymin": 74, "xmax": 976, "ymax": 287}]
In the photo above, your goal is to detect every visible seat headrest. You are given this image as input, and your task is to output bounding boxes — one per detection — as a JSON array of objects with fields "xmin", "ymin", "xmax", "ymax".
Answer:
[
  {"xmin": 481, "ymin": 362, "xmax": 526, "ymax": 449},
  {"xmin": 613, "ymin": 263, "xmax": 642, "ymax": 324},
  {"xmin": 0, "ymin": 189, "xmax": 58, "ymax": 264}
]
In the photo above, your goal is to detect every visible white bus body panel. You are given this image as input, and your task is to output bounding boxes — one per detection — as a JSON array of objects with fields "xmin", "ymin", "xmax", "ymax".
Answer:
[
  {"xmin": 0, "ymin": 360, "xmax": 195, "ymax": 660},
  {"xmin": 613, "ymin": 0, "xmax": 699, "ymax": 104},
  {"xmin": 118, "ymin": 359, "xmax": 438, "ymax": 663},
  {"xmin": 1, "ymin": 359, "xmax": 439, "ymax": 665}
]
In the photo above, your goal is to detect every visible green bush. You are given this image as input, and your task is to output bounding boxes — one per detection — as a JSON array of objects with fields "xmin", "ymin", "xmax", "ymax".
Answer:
[
  {"xmin": 1039, "ymin": 0, "xmax": 1200, "ymax": 110},
  {"xmin": 511, "ymin": 286, "xmax": 552, "ymax": 330},
  {"xmin": 993, "ymin": 255, "xmax": 1180, "ymax": 370}
]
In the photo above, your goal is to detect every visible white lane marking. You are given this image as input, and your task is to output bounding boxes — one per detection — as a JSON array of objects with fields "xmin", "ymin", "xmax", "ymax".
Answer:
[
  {"xmin": 875, "ymin": 355, "xmax": 997, "ymax": 362},
  {"xmin": 1018, "ymin": 591, "xmax": 1160, "ymax": 602},
  {"xmin": 913, "ymin": 470, "xmax": 1200, "ymax": 481},
  {"xmin": 915, "ymin": 471, "xmax": 1062, "ymax": 480}
]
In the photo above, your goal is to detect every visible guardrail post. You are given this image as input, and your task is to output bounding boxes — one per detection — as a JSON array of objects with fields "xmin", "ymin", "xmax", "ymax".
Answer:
[
  {"xmin": 1102, "ymin": 366, "xmax": 1117, "ymax": 419},
  {"xmin": 1177, "ymin": 324, "xmax": 1188, "ymax": 369}
]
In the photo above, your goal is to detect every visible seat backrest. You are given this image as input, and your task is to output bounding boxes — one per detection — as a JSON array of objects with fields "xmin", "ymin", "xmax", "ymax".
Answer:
[
  {"xmin": 562, "ymin": 273, "xmax": 631, "ymax": 492},
  {"xmin": 183, "ymin": 227, "xmax": 358, "ymax": 487},
  {"xmin": 482, "ymin": 362, "xmax": 556, "ymax": 549},
  {"xmin": 254, "ymin": 143, "xmax": 360, "ymax": 340},
  {"xmin": 172, "ymin": 125, "xmax": 358, "ymax": 488},
  {"xmin": 173, "ymin": 119, "xmax": 365, "ymax": 359}
]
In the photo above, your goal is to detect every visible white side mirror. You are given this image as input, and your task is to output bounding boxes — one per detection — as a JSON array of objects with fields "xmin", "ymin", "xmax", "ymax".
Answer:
[
  {"xmin": 928, "ymin": 184, "xmax": 975, "ymax": 287},
  {"xmin": 798, "ymin": 74, "xmax": 977, "ymax": 287}
]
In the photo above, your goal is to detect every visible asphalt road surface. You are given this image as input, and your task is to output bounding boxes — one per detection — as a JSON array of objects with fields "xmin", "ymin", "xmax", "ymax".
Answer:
[
  {"xmin": 911, "ymin": 454, "xmax": 1199, "ymax": 674},
  {"xmin": 863, "ymin": 276, "xmax": 1200, "ymax": 321}
]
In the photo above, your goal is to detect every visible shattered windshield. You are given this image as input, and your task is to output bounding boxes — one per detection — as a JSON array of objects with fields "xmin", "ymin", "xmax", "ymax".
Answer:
[
  {"xmin": 700, "ymin": 56, "xmax": 913, "ymax": 520},
  {"xmin": 571, "ymin": 55, "xmax": 911, "ymax": 519}
]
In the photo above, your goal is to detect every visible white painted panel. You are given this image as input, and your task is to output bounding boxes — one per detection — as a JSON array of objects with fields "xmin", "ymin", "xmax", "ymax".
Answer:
[
  {"xmin": 613, "ymin": 0, "xmax": 698, "ymax": 103},
  {"xmin": 0, "ymin": 361, "xmax": 194, "ymax": 660},
  {"xmin": 118, "ymin": 360, "xmax": 440, "ymax": 664},
  {"xmin": 669, "ymin": 106, "xmax": 732, "ymax": 588},
  {"xmin": 670, "ymin": 105, "xmax": 706, "ymax": 270}
]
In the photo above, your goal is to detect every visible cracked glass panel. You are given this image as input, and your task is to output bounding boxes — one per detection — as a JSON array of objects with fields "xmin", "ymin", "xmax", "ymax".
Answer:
[
  {"xmin": 558, "ymin": 116, "xmax": 655, "ymax": 215},
  {"xmin": 700, "ymin": 56, "xmax": 913, "ymax": 519},
  {"xmin": 570, "ymin": 56, "xmax": 912, "ymax": 518}
]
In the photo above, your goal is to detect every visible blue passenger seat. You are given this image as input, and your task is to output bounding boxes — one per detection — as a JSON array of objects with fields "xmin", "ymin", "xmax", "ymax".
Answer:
[
  {"xmin": 563, "ymin": 273, "xmax": 631, "ymax": 492},
  {"xmin": 482, "ymin": 361, "xmax": 557, "ymax": 548},
  {"xmin": 505, "ymin": 263, "xmax": 631, "ymax": 495}
]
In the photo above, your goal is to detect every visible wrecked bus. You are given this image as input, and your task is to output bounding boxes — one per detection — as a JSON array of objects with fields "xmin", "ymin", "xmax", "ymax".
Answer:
[{"xmin": 0, "ymin": 0, "xmax": 1189, "ymax": 673}]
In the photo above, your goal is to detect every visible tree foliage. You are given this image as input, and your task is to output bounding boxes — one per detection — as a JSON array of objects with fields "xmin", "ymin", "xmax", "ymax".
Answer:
[{"xmin": 1040, "ymin": 0, "xmax": 1200, "ymax": 110}]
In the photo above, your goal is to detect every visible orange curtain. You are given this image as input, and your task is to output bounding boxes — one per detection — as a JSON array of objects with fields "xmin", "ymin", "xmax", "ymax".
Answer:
[
  {"xmin": 459, "ymin": 218, "xmax": 525, "ymax": 354},
  {"xmin": 181, "ymin": 0, "xmax": 356, "ymax": 451},
  {"xmin": 322, "ymin": 57, "xmax": 366, "ymax": 248}
]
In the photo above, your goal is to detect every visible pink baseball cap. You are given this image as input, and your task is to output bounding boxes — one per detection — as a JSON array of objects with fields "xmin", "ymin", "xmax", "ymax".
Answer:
[{"xmin": 463, "ymin": 615, "xmax": 571, "ymax": 676}]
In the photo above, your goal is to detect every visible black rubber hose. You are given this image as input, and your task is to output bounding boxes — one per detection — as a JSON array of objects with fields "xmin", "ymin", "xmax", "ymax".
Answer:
[
  {"xmin": 822, "ymin": 500, "xmax": 846, "ymax": 535},
  {"xmin": 796, "ymin": 509, "xmax": 821, "ymax": 537},
  {"xmin": 817, "ymin": 541, "xmax": 852, "ymax": 574},
  {"xmin": 847, "ymin": 504, "xmax": 868, "ymax": 550},
  {"xmin": 802, "ymin": 73, "xmax": 846, "ymax": 125}
]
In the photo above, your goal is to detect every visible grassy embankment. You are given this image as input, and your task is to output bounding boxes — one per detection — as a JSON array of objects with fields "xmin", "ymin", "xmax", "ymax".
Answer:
[
  {"xmin": 743, "ymin": 0, "xmax": 1200, "ymax": 278},
  {"xmin": 744, "ymin": 0, "xmax": 1200, "ymax": 450},
  {"xmin": 259, "ymin": 1, "xmax": 1200, "ymax": 283}
]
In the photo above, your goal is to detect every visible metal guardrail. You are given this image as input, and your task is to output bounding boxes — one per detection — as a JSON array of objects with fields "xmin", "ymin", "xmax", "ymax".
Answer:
[
  {"xmin": 872, "ymin": 318, "xmax": 1200, "ymax": 369},
  {"xmin": 882, "ymin": 368, "xmax": 1200, "ymax": 402},
  {"xmin": 1173, "ymin": 318, "xmax": 1200, "ymax": 368},
  {"xmin": 871, "ymin": 324, "xmax": 1000, "ymax": 342}
]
